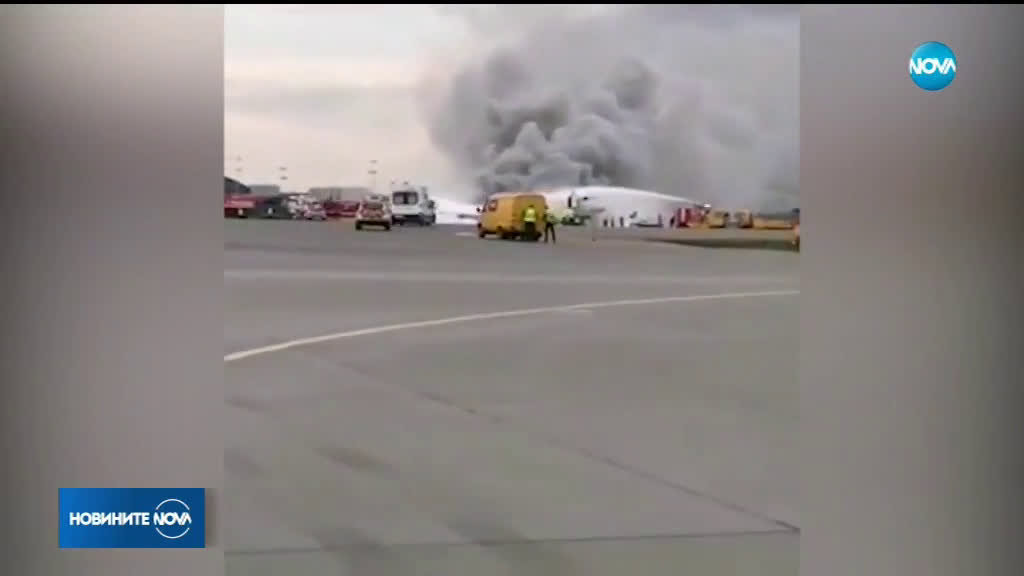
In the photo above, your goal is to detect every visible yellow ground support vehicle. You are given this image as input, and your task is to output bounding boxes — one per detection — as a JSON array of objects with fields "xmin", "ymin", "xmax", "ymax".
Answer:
[
  {"xmin": 752, "ymin": 216, "xmax": 795, "ymax": 230},
  {"xmin": 703, "ymin": 210, "xmax": 729, "ymax": 228},
  {"xmin": 477, "ymin": 192, "xmax": 548, "ymax": 241}
]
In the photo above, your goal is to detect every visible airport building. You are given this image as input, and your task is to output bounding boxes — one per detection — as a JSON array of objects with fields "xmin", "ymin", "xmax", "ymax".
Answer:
[
  {"xmin": 247, "ymin": 184, "xmax": 282, "ymax": 197},
  {"xmin": 307, "ymin": 186, "xmax": 372, "ymax": 202},
  {"xmin": 224, "ymin": 177, "xmax": 250, "ymax": 196}
]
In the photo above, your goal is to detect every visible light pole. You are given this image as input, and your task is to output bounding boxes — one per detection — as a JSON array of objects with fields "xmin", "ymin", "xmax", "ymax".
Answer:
[
  {"xmin": 367, "ymin": 160, "xmax": 378, "ymax": 193},
  {"xmin": 225, "ymin": 155, "xmax": 243, "ymax": 180}
]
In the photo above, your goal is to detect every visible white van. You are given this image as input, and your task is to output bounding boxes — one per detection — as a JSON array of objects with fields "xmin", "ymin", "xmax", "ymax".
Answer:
[{"xmin": 390, "ymin": 187, "xmax": 436, "ymax": 226}]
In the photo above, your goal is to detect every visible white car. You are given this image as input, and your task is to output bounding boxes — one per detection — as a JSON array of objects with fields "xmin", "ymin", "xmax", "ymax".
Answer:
[
  {"xmin": 304, "ymin": 201, "xmax": 327, "ymax": 221},
  {"xmin": 354, "ymin": 196, "xmax": 392, "ymax": 231}
]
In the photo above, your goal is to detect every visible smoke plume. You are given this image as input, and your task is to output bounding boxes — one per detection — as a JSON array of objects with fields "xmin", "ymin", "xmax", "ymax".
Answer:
[{"xmin": 420, "ymin": 5, "xmax": 799, "ymax": 210}]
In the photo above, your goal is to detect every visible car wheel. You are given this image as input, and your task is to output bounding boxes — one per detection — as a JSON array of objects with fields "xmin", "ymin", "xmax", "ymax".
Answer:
[
  {"xmin": 478, "ymin": 228, "xmax": 487, "ymax": 238},
  {"xmin": 355, "ymin": 222, "xmax": 363, "ymax": 230}
]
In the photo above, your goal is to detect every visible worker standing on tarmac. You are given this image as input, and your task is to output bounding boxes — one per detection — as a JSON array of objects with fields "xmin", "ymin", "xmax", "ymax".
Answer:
[
  {"xmin": 543, "ymin": 209, "xmax": 557, "ymax": 244},
  {"xmin": 522, "ymin": 204, "xmax": 538, "ymax": 241}
]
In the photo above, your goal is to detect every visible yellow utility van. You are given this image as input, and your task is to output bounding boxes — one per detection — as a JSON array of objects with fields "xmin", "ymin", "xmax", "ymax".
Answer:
[
  {"xmin": 477, "ymin": 192, "xmax": 548, "ymax": 241},
  {"xmin": 703, "ymin": 210, "xmax": 729, "ymax": 228}
]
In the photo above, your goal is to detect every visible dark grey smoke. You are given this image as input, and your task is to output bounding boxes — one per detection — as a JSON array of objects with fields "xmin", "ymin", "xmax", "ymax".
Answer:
[{"xmin": 421, "ymin": 5, "xmax": 799, "ymax": 210}]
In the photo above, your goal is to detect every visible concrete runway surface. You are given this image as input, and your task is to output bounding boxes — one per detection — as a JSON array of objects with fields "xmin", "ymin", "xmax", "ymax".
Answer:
[{"xmin": 224, "ymin": 221, "xmax": 800, "ymax": 575}]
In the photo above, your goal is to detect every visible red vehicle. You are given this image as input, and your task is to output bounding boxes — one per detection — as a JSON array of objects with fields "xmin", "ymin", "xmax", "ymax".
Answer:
[
  {"xmin": 224, "ymin": 195, "xmax": 256, "ymax": 218},
  {"xmin": 323, "ymin": 200, "xmax": 360, "ymax": 219},
  {"xmin": 675, "ymin": 204, "xmax": 713, "ymax": 228}
]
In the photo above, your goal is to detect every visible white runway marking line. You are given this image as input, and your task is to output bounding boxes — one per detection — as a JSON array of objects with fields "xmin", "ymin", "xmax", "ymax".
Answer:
[{"xmin": 224, "ymin": 289, "xmax": 799, "ymax": 363}]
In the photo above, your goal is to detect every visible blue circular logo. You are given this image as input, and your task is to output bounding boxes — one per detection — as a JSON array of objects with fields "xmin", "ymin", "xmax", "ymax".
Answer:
[{"xmin": 909, "ymin": 42, "xmax": 956, "ymax": 91}]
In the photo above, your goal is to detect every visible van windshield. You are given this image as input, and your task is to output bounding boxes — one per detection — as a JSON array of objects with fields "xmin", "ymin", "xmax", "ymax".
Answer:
[{"xmin": 393, "ymin": 191, "xmax": 419, "ymax": 205}]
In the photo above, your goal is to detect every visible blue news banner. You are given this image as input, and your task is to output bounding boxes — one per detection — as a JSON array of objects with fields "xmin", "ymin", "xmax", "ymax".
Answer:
[{"xmin": 59, "ymin": 488, "xmax": 206, "ymax": 549}]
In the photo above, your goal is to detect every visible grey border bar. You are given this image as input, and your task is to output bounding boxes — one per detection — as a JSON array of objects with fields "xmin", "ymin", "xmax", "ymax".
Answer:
[
  {"xmin": 802, "ymin": 5, "xmax": 1024, "ymax": 576},
  {"xmin": 1, "ymin": 6, "xmax": 224, "ymax": 575}
]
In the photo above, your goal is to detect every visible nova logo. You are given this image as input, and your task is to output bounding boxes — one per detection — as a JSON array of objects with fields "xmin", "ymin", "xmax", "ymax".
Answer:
[
  {"xmin": 153, "ymin": 498, "xmax": 192, "ymax": 540},
  {"xmin": 909, "ymin": 41, "xmax": 956, "ymax": 91},
  {"xmin": 154, "ymin": 512, "xmax": 191, "ymax": 525},
  {"xmin": 59, "ymin": 487, "xmax": 206, "ymax": 548}
]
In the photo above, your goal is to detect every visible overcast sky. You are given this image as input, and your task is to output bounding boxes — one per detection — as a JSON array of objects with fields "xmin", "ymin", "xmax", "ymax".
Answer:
[
  {"xmin": 226, "ymin": 4, "xmax": 463, "ymax": 192},
  {"xmin": 225, "ymin": 5, "xmax": 798, "ymax": 206}
]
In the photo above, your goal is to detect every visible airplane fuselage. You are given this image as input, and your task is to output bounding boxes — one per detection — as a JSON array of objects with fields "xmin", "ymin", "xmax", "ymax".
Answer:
[{"xmin": 540, "ymin": 186, "xmax": 704, "ymax": 228}]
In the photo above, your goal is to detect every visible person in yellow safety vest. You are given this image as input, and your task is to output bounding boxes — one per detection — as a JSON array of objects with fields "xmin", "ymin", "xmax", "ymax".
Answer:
[
  {"xmin": 543, "ymin": 209, "xmax": 558, "ymax": 244},
  {"xmin": 521, "ymin": 204, "xmax": 538, "ymax": 241}
]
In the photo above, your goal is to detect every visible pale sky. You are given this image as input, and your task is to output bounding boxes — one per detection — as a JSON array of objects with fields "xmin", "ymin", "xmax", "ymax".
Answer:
[
  {"xmin": 225, "ymin": 5, "xmax": 648, "ymax": 195},
  {"xmin": 225, "ymin": 4, "xmax": 471, "ymax": 193},
  {"xmin": 225, "ymin": 5, "xmax": 799, "ymax": 205}
]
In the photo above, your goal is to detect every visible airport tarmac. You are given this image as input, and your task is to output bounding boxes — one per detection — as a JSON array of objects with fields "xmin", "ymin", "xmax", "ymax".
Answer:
[{"xmin": 224, "ymin": 220, "xmax": 800, "ymax": 575}]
